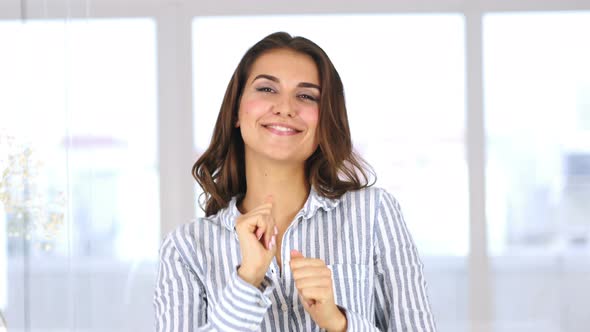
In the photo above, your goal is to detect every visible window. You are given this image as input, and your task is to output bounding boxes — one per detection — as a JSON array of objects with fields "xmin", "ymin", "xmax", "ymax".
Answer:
[
  {"xmin": 484, "ymin": 12, "xmax": 590, "ymax": 254},
  {"xmin": 0, "ymin": 18, "xmax": 158, "ymax": 330},
  {"xmin": 484, "ymin": 12, "xmax": 590, "ymax": 330}
]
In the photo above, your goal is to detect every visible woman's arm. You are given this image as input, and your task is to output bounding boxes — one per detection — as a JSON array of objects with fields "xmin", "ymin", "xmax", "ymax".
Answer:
[
  {"xmin": 153, "ymin": 229, "xmax": 275, "ymax": 331},
  {"xmin": 334, "ymin": 190, "xmax": 437, "ymax": 331},
  {"xmin": 300, "ymin": 189, "xmax": 437, "ymax": 332},
  {"xmin": 370, "ymin": 190, "xmax": 437, "ymax": 332}
]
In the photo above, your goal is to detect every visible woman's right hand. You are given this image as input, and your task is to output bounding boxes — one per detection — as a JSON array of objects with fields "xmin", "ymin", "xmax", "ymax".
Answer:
[{"xmin": 235, "ymin": 196, "xmax": 278, "ymax": 287}]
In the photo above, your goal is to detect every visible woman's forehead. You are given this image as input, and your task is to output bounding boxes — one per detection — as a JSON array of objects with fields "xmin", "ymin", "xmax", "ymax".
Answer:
[{"xmin": 248, "ymin": 49, "xmax": 320, "ymax": 85}]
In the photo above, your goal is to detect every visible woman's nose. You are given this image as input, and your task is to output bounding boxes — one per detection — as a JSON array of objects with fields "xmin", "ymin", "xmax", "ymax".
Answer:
[{"xmin": 272, "ymin": 97, "xmax": 296, "ymax": 117}]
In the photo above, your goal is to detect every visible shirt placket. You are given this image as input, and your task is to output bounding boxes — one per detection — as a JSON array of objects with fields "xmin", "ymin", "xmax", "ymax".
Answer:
[{"xmin": 269, "ymin": 214, "xmax": 305, "ymax": 329}]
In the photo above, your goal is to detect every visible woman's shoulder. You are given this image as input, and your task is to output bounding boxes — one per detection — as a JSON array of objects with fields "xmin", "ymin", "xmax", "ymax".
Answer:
[
  {"xmin": 159, "ymin": 215, "xmax": 228, "ymax": 271},
  {"xmin": 162, "ymin": 211, "xmax": 229, "ymax": 249},
  {"xmin": 168, "ymin": 212, "xmax": 227, "ymax": 238},
  {"xmin": 338, "ymin": 186, "xmax": 399, "ymax": 205},
  {"xmin": 326, "ymin": 186, "xmax": 402, "ymax": 219}
]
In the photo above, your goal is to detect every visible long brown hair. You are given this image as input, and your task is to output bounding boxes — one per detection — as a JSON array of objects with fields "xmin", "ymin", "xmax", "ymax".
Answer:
[{"xmin": 193, "ymin": 32, "xmax": 374, "ymax": 216}]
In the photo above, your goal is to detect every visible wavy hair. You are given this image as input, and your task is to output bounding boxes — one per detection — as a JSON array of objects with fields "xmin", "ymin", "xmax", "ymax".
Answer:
[{"xmin": 193, "ymin": 32, "xmax": 375, "ymax": 216}]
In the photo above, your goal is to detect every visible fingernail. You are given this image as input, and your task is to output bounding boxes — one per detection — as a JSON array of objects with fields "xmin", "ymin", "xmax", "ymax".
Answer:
[
  {"xmin": 274, "ymin": 225, "xmax": 278, "ymax": 235},
  {"xmin": 257, "ymin": 232, "xmax": 263, "ymax": 240},
  {"xmin": 271, "ymin": 235, "xmax": 276, "ymax": 248}
]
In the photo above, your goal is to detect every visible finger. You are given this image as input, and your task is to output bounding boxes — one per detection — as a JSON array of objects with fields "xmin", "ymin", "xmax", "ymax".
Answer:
[
  {"xmin": 290, "ymin": 257, "xmax": 326, "ymax": 270},
  {"xmin": 235, "ymin": 213, "xmax": 262, "ymax": 229},
  {"xmin": 263, "ymin": 195, "xmax": 274, "ymax": 249},
  {"xmin": 294, "ymin": 276, "xmax": 333, "ymax": 289},
  {"xmin": 245, "ymin": 204, "xmax": 272, "ymax": 216},
  {"xmin": 290, "ymin": 249, "xmax": 304, "ymax": 258},
  {"xmin": 262, "ymin": 231, "xmax": 277, "ymax": 257},
  {"xmin": 245, "ymin": 211, "xmax": 271, "ymax": 250},
  {"xmin": 269, "ymin": 234, "xmax": 277, "ymax": 253},
  {"xmin": 259, "ymin": 213, "xmax": 269, "ymax": 250},
  {"xmin": 300, "ymin": 287, "xmax": 331, "ymax": 302},
  {"xmin": 244, "ymin": 212, "xmax": 272, "ymax": 237},
  {"xmin": 292, "ymin": 266, "xmax": 331, "ymax": 281},
  {"xmin": 265, "ymin": 224, "xmax": 277, "ymax": 251},
  {"xmin": 236, "ymin": 213, "xmax": 271, "ymax": 237},
  {"xmin": 255, "ymin": 227, "xmax": 264, "ymax": 240},
  {"xmin": 246, "ymin": 196, "xmax": 273, "ymax": 216},
  {"xmin": 259, "ymin": 223, "xmax": 278, "ymax": 243}
]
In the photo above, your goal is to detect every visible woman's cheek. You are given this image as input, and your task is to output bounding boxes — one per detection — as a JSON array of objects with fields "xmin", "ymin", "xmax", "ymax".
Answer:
[
  {"xmin": 300, "ymin": 106, "xmax": 320, "ymax": 148},
  {"xmin": 300, "ymin": 106, "xmax": 319, "ymax": 127},
  {"xmin": 240, "ymin": 98, "xmax": 270, "ymax": 119}
]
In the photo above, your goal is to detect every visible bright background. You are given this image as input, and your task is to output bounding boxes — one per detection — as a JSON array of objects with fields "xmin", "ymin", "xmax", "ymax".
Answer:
[{"xmin": 1, "ymin": 1, "xmax": 589, "ymax": 331}]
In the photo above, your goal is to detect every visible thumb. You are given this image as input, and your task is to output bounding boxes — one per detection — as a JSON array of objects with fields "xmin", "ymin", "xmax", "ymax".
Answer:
[{"xmin": 290, "ymin": 249, "xmax": 304, "ymax": 258}]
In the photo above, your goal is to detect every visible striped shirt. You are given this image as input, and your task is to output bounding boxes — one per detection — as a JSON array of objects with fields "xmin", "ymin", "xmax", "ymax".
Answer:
[{"xmin": 154, "ymin": 186, "xmax": 436, "ymax": 331}]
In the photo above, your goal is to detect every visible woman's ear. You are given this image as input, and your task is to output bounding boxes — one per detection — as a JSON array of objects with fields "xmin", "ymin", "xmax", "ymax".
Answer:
[{"xmin": 235, "ymin": 119, "xmax": 240, "ymax": 128}]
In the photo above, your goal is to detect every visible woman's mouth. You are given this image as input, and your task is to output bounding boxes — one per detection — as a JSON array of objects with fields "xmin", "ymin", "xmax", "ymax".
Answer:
[{"xmin": 262, "ymin": 123, "xmax": 302, "ymax": 136}]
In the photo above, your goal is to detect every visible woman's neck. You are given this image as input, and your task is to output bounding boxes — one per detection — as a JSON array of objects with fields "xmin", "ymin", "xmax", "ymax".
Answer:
[{"xmin": 240, "ymin": 158, "xmax": 310, "ymax": 226}]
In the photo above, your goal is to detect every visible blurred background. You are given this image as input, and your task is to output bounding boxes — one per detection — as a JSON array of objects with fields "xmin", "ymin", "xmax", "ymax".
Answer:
[{"xmin": 1, "ymin": 0, "xmax": 589, "ymax": 331}]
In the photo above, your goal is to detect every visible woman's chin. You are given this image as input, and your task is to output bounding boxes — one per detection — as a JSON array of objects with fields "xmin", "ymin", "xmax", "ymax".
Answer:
[
  {"xmin": 245, "ymin": 145, "xmax": 314, "ymax": 166},
  {"xmin": 258, "ymin": 152, "xmax": 308, "ymax": 166}
]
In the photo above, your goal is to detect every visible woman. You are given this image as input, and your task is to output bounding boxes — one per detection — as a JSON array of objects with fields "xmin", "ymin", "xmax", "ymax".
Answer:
[{"xmin": 154, "ymin": 32, "xmax": 436, "ymax": 331}]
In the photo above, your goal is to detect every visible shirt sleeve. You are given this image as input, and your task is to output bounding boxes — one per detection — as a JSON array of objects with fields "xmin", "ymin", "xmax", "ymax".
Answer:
[
  {"xmin": 154, "ymin": 230, "xmax": 275, "ymax": 331},
  {"xmin": 370, "ymin": 190, "xmax": 437, "ymax": 332}
]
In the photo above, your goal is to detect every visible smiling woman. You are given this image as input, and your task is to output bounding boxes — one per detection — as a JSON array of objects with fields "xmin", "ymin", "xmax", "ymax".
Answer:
[
  {"xmin": 192, "ymin": 33, "xmax": 372, "ymax": 218},
  {"xmin": 238, "ymin": 49, "xmax": 320, "ymax": 168},
  {"xmin": 154, "ymin": 32, "xmax": 436, "ymax": 331}
]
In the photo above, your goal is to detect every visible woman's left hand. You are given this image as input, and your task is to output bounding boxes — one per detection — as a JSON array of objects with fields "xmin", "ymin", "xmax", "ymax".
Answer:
[{"xmin": 290, "ymin": 250, "xmax": 347, "ymax": 332}]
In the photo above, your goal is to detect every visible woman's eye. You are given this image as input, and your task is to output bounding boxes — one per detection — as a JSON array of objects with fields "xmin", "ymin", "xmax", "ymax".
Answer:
[
  {"xmin": 298, "ymin": 94, "xmax": 318, "ymax": 102},
  {"xmin": 256, "ymin": 87, "xmax": 275, "ymax": 93}
]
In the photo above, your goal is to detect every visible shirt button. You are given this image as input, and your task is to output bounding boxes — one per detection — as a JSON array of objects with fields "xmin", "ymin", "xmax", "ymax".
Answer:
[
  {"xmin": 257, "ymin": 299, "xmax": 266, "ymax": 307},
  {"xmin": 281, "ymin": 304, "xmax": 288, "ymax": 312}
]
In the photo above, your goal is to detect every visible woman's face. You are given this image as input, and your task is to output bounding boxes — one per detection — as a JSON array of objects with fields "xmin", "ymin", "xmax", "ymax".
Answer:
[{"xmin": 237, "ymin": 48, "xmax": 320, "ymax": 165}]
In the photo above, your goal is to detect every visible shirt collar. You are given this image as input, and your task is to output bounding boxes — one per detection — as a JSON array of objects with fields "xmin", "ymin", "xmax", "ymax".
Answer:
[{"xmin": 219, "ymin": 187, "xmax": 341, "ymax": 231}]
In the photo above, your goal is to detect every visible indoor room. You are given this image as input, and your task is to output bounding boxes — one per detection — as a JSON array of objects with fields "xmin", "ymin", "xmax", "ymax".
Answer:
[{"xmin": 1, "ymin": 0, "xmax": 589, "ymax": 331}]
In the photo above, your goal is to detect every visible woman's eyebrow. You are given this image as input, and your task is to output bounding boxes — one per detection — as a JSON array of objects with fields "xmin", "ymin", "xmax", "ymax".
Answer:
[
  {"xmin": 253, "ymin": 74, "xmax": 320, "ymax": 91},
  {"xmin": 298, "ymin": 82, "xmax": 321, "ymax": 91},
  {"xmin": 253, "ymin": 74, "xmax": 279, "ymax": 83}
]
